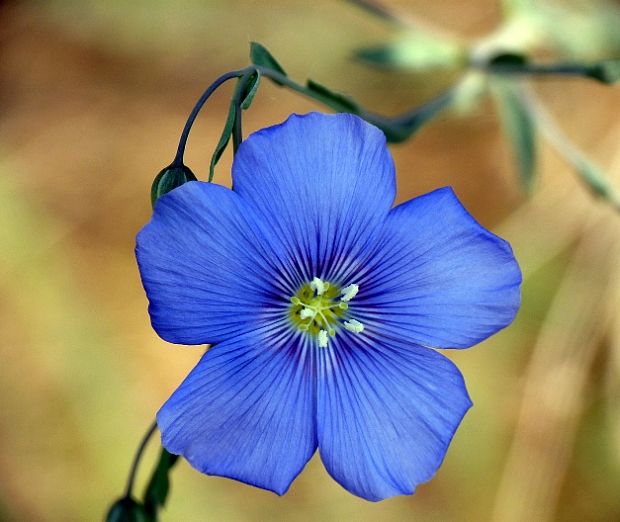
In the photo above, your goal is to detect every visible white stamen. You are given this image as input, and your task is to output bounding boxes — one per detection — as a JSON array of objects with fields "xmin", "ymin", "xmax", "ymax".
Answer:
[
  {"xmin": 299, "ymin": 308, "xmax": 315, "ymax": 320},
  {"xmin": 318, "ymin": 330, "xmax": 329, "ymax": 348},
  {"xmin": 311, "ymin": 277, "xmax": 327, "ymax": 296},
  {"xmin": 340, "ymin": 283, "xmax": 359, "ymax": 302},
  {"xmin": 343, "ymin": 319, "xmax": 364, "ymax": 334}
]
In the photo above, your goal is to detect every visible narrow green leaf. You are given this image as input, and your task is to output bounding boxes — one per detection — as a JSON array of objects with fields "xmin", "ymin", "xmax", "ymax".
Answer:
[
  {"xmin": 142, "ymin": 449, "xmax": 180, "ymax": 521},
  {"xmin": 106, "ymin": 497, "xmax": 149, "ymax": 522},
  {"xmin": 305, "ymin": 79, "xmax": 360, "ymax": 113},
  {"xmin": 240, "ymin": 71, "xmax": 261, "ymax": 110},
  {"xmin": 249, "ymin": 42, "xmax": 287, "ymax": 84},
  {"xmin": 492, "ymin": 81, "xmax": 537, "ymax": 192},
  {"xmin": 209, "ymin": 92, "xmax": 238, "ymax": 181}
]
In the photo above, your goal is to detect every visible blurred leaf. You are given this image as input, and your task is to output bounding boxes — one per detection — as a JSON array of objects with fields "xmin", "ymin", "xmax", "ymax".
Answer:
[
  {"xmin": 376, "ymin": 87, "xmax": 455, "ymax": 142},
  {"xmin": 151, "ymin": 165, "xmax": 197, "ymax": 208},
  {"xmin": 106, "ymin": 497, "xmax": 148, "ymax": 522},
  {"xmin": 572, "ymin": 158, "xmax": 614, "ymax": 201},
  {"xmin": 488, "ymin": 52, "xmax": 528, "ymax": 67},
  {"xmin": 305, "ymin": 79, "xmax": 360, "ymax": 112},
  {"xmin": 491, "ymin": 81, "xmax": 536, "ymax": 192},
  {"xmin": 250, "ymin": 42, "xmax": 287, "ymax": 84},
  {"xmin": 345, "ymin": 0, "xmax": 407, "ymax": 27},
  {"xmin": 487, "ymin": 58, "xmax": 620, "ymax": 84},
  {"xmin": 142, "ymin": 449, "xmax": 179, "ymax": 522},
  {"xmin": 587, "ymin": 59, "xmax": 620, "ymax": 84},
  {"xmin": 355, "ymin": 34, "xmax": 464, "ymax": 71}
]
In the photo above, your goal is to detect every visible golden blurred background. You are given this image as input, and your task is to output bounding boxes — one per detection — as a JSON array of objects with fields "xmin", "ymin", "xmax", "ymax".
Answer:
[{"xmin": 1, "ymin": 1, "xmax": 619, "ymax": 520}]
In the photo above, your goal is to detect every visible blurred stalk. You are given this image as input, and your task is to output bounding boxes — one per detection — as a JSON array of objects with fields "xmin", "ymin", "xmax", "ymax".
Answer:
[
  {"xmin": 492, "ymin": 132, "xmax": 620, "ymax": 522},
  {"xmin": 607, "ymin": 249, "xmax": 620, "ymax": 468}
]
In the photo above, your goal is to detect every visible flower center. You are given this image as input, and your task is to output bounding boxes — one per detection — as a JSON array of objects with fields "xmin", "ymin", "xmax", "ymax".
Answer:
[{"xmin": 289, "ymin": 277, "xmax": 364, "ymax": 347}]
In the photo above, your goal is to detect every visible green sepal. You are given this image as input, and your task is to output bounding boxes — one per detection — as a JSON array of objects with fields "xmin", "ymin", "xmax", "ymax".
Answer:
[
  {"xmin": 250, "ymin": 42, "xmax": 287, "ymax": 84},
  {"xmin": 491, "ymin": 80, "xmax": 537, "ymax": 192},
  {"xmin": 106, "ymin": 497, "xmax": 149, "ymax": 522},
  {"xmin": 151, "ymin": 164, "xmax": 197, "ymax": 208},
  {"xmin": 305, "ymin": 79, "xmax": 360, "ymax": 113}
]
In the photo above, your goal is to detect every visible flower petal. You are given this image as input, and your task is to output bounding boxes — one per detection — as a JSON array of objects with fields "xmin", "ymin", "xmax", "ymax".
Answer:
[
  {"xmin": 316, "ymin": 334, "xmax": 472, "ymax": 501},
  {"xmin": 157, "ymin": 326, "xmax": 317, "ymax": 495},
  {"xmin": 136, "ymin": 181, "xmax": 291, "ymax": 345},
  {"xmin": 232, "ymin": 112, "xmax": 396, "ymax": 283},
  {"xmin": 356, "ymin": 187, "xmax": 521, "ymax": 349}
]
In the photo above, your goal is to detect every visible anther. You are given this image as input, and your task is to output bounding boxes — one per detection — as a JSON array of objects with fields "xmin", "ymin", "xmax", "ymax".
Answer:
[
  {"xmin": 343, "ymin": 319, "xmax": 364, "ymax": 333},
  {"xmin": 299, "ymin": 308, "xmax": 315, "ymax": 320},
  {"xmin": 318, "ymin": 330, "xmax": 328, "ymax": 348},
  {"xmin": 340, "ymin": 284, "xmax": 359, "ymax": 302},
  {"xmin": 311, "ymin": 277, "xmax": 327, "ymax": 296}
]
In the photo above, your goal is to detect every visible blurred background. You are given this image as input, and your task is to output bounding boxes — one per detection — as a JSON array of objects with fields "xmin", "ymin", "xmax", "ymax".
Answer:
[{"xmin": 1, "ymin": 0, "xmax": 619, "ymax": 520}]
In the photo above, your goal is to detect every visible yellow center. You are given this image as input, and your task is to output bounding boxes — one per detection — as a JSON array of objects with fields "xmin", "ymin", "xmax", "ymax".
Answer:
[{"xmin": 289, "ymin": 277, "xmax": 363, "ymax": 347}]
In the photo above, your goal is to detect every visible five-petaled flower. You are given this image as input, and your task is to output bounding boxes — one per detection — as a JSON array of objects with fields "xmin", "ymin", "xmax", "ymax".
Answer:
[{"xmin": 136, "ymin": 112, "xmax": 521, "ymax": 501}]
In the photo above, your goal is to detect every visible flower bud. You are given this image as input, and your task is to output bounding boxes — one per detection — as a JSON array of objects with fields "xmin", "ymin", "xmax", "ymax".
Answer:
[
  {"xmin": 151, "ymin": 164, "xmax": 197, "ymax": 208},
  {"xmin": 105, "ymin": 496, "xmax": 148, "ymax": 522}
]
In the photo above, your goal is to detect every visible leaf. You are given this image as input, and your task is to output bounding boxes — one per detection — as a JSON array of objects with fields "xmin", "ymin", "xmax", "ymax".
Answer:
[
  {"xmin": 208, "ymin": 72, "xmax": 260, "ymax": 180},
  {"xmin": 572, "ymin": 157, "xmax": 612, "ymax": 199},
  {"xmin": 486, "ymin": 57, "xmax": 620, "ymax": 84},
  {"xmin": 249, "ymin": 42, "xmax": 287, "ymax": 84},
  {"xmin": 142, "ymin": 449, "xmax": 180, "ymax": 521},
  {"xmin": 240, "ymin": 71, "xmax": 261, "ymax": 110},
  {"xmin": 376, "ymin": 87, "xmax": 454, "ymax": 143},
  {"xmin": 587, "ymin": 59, "xmax": 620, "ymax": 84},
  {"xmin": 305, "ymin": 79, "xmax": 360, "ymax": 113},
  {"xmin": 209, "ymin": 92, "xmax": 238, "ymax": 181},
  {"xmin": 355, "ymin": 35, "xmax": 464, "ymax": 71},
  {"xmin": 487, "ymin": 52, "xmax": 529, "ymax": 67},
  {"xmin": 106, "ymin": 497, "xmax": 149, "ymax": 522},
  {"xmin": 492, "ymin": 81, "xmax": 537, "ymax": 192}
]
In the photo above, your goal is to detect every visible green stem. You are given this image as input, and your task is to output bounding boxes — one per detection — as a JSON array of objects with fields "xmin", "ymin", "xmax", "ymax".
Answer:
[
  {"xmin": 172, "ymin": 69, "xmax": 247, "ymax": 167},
  {"xmin": 124, "ymin": 420, "xmax": 158, "ymax": 498}
]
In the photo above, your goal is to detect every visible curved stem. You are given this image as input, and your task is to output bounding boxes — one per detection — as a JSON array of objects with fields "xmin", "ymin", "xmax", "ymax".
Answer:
[
  {"xmin": 124, "ymin": 420, "xmax": 158, "ymax": 498},
  {"xmin": 172, "ymin": 68, "xmax": 249, "ymax": 167}
]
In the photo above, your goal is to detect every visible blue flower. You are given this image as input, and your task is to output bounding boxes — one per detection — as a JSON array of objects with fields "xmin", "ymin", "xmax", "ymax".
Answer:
[{"xmin": 136, "ymin": 112, "xmax": 521, "ymax": 501}]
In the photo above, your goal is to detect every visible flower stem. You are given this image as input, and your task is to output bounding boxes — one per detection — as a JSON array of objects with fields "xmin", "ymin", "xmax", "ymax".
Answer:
[
  {"xmin": 124, "ymin": 420, "xmax": 158, "ymax": 498},
  {"xmin": 172, "ymin": 68, "xmax": 247, "ymax": 167}
]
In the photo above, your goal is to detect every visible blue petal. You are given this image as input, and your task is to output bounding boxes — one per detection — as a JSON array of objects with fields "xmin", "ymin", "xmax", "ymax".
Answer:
[
  {"xmin": 157, "ymin": 326, "xmax": 317, "ymax": 495},
  {"xmin": 355, "ymin": 187, "xmax": 521, "ymax": 349},
  {"xmin": 136, "ymin": 181, "xmax": 292, "ymax": 345},
  {"xmin": 232, "ymin": 112, "xmax": 396, "ymax": 283},
  {"xmin": 316, "ymin": 334, "xmax": 472, "ymax": 501}
]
